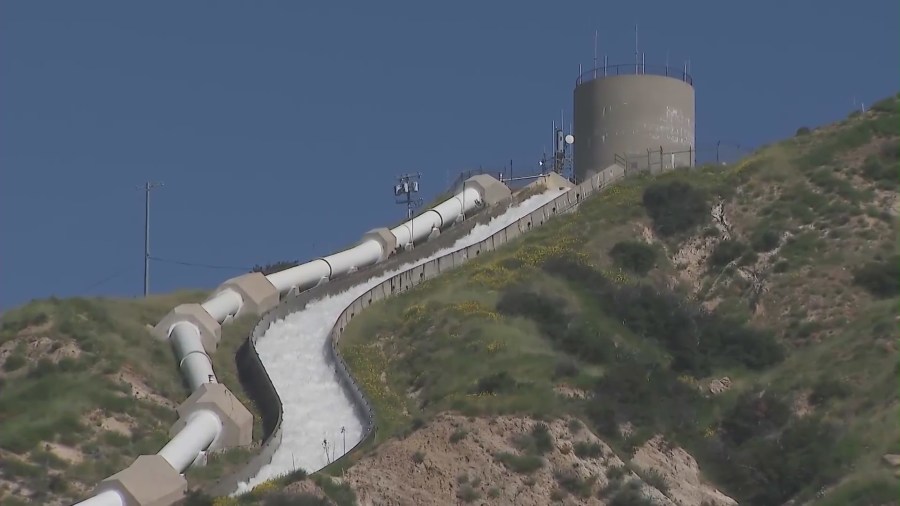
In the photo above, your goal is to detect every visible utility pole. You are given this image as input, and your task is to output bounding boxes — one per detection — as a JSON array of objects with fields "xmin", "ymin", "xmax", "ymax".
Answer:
[{"xmin": 139, "ymin": 181, "xmax": 164, "ymax": 297}]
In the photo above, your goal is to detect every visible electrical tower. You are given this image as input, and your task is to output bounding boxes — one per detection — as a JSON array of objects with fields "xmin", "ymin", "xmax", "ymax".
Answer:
[{"xmin": 393, "ymin": 173, "xmax": 423, "ymax": 219}]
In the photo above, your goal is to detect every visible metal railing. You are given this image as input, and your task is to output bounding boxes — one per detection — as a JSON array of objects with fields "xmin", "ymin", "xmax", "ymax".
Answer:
[{"xmin": 576, "ymin": 63, "xmax": 693, "ymax": 87}]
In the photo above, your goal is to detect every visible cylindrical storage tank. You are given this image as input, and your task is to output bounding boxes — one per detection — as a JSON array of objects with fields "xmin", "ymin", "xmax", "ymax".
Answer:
[{"xmin": 573, "ymin": 64, "xmax": 695, "ymax": 182}]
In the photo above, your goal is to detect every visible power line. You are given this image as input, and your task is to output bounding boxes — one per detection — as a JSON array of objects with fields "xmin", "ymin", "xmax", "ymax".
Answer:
[
  {"xmin": 80, "ymin": 265, "xmax": 136, "ymax": 293},
  {"xmin": 148, "ymin": 256, "xmax": 252, "ymax": 271}
]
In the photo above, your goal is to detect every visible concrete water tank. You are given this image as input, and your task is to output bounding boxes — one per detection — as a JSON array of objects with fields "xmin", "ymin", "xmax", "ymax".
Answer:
[{"xmin": 573, "ymin": 64, "xmax": 695, "ymax": 182}]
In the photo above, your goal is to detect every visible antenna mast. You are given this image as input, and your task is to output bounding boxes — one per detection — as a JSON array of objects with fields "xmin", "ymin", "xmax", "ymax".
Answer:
[
  {"xmin": 393, "ymin": 173, "xmax": 423, "ymax": 220},
  {"xmin": 634, "ymin": 24, "xmax": 639, "ymax": 73}
]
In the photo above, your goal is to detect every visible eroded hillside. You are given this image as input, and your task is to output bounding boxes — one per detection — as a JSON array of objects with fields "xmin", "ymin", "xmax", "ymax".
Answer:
[
  {"xmin": 0, "ymin": 293, "xmax": 263, "ymax": 505},
  {"xmin": 320, "ymin": 95, "xmax": 900, "ymax": 506}
]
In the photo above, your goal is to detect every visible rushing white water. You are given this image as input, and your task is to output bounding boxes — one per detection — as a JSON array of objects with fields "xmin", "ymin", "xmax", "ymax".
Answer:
[{"xmin": 237, "ymin": 188, "xmax": 566, "ymax": 491}]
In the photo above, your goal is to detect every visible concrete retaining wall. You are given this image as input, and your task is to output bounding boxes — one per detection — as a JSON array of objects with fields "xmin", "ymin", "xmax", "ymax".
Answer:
[{"xmin": 216, "ymin": 165, "xmax": 627, "ymax": 493}]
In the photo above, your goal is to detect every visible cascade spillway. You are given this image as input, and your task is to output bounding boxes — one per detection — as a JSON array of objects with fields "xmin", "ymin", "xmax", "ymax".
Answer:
[
  {"xmin": 72, "ymin": 173, "xmax": 580, "ymax": 506},
  {"xmin": 238, "ymin": 188, "xmax": 566, "ymax": 491}
]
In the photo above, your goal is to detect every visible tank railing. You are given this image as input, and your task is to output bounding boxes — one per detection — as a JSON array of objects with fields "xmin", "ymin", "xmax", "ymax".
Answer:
[
  {"xmin": 575, "ymin": 63, "xmax": 693, "ymax": 86},
  {"xmin": 615, "ymin": 145, "xmax": 695, "ymax": 176}
]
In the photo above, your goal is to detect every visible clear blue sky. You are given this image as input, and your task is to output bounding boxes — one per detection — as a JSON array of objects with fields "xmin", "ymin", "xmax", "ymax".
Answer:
[{"xmin": 1, "ymin": 1, "xmax": 897, "ymax": 310}]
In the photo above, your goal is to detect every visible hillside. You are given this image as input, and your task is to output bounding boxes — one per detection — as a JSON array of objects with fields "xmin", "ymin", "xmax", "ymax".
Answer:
[
  {"xmin": 0, "ymin": 292, "xmax": 265, "ymax": 505},
  {"xmin": 1, "ymin": 94, "xmax": 897, "ymax": 506},
  {"xmin": 324, "ymin": 95, "xmax": 900, "ymax": 505}
]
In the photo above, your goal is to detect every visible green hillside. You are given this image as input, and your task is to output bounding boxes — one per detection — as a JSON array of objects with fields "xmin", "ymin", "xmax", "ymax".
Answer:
[
  {"xmin": 1, "ymin": 94, "xmax": 897, "ymax": 506},
  {"xmin": 0, "ymin": 292, "xmax": 263, "ymax": 505},
  {"xmin": 335, "ymin": 94, "xmax": 900, "ymax": 505}
]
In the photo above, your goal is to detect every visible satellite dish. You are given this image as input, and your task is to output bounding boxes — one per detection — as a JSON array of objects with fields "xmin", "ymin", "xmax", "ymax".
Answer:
[{"xmin": 565, "ymin": 134, "xmax": 575, "ymax": 145}]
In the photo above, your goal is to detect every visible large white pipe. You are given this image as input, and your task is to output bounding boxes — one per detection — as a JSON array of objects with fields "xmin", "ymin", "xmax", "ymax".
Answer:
[
  {"xmin": 75, "ymin": 180, "xmax": 503, "ymax": 506},
  {"xmin": 319, "ymin": 240, "xmax": 383, "ymax": 276},
  {"xmin": 157, "ymin": 409, "xmax": 222, "ymax": 472},
  {"xmin": 264, "ymin": 186, "xmax": 482, "ymax": 296},
  {"xmin": 73, "ymin": 490, "xmax": 124, "ymax": 506},
  {"xmin": 201, "ymin": 288, "xmax": 243, "ymax": 323},
  {"xmin": 391, "ymin": 187, "xmax": 480, "ymax": 246},
  {"xmin": 170, "ymin": 322, "xmax": 217, "ymax": 390},
  {"xmin": 266, "ymin": 258, "xmax": 332, "ymax": 293}
]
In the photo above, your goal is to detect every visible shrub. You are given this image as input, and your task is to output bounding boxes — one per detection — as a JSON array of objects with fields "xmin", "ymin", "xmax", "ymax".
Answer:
[
  {"xmin": 609, "ymin": 241, "xmax": 657, "ymax": 275},
  {"xmin": 411, "ymin": 451, "xmax": 425, "ymax": 464},
  {"xmin": 456, "ymin": 485, "xmax": 480, "ymax": 503},
  {"xmin": 3, "ymin": 353, "xmax": 26, "ymax": 371},
  {"xmin": 573, "ymin": 441, "xmax": 603, "ymax": 458},
  {"xmin": 530, "ymin": 423, "xmax": 554, "ymax": 454},
  {"xmin": 496, "ymin": 287, "xmax": 568, "ymax": 331},
  {"xmin": 860, "ymin": 155, "xmax": 899, "ymax": 187},
  {"xmin": 852, "ymin": 256, "xmax": 900, "ymax": 298},
  {"xmin": 310, "ymin": 474, "xmax": 357, "ymax": 506},
  {"xmin": 496, "ymin": 452, "xmax": 543, "ymax": 473},
  {"xmin": 720, "ymin": 391, "xmax": 791, "ymax": 445},
  {"xmin": 542, "ymin": 258, "xmax": 782, "ymax": 375},
  {"xmin": 514, "ymin": 423, "xmax": 554, "ymax": 455},
  {"xmin": 553, "ymin": 358, "xmax": 579, "ymax": 379},
  {"xmin": 606, "ymin": 466, "xmax": 626, "ymax": 481},
  {"xmin": 554, "ymin": 468, "xmax": 594, "ymax": 497},
  {"xmin": 795, "ymin": 126, "xmax": 811, "ymax": 136},
  {"xmin": 639, "ymin": 468, "xmax": 669, "ymax": 496},
  {"xmin": 276, "ymin": 468, "xmax": 308, "ymax": 486},
  {"xmin": 473, "ymin": 371, "xmax": 517, "ymax": 395},
  {"xmin": 810, "ymin": 377, "xmax": 850, "ymax": 405},
  {"xmin": 740, "ymin": 417, "xmax": 843, "ymax": 505},
  {"xmin": 738, "ymin": 251, "xmax": 758, "ymax": 266},
  {"xmin": 709, "ymin": 240, "xmax": 748, "ymax": 268},
  {"xmin": 449, "ymin": 428, "xmax": 468, "ymax": 444},
  {"xmin": 750, "ymin": 228, "xmax": 781, "ymax": 252},
  {"xmin": 497, "ymin": 285, "xmax": 612, "ymax": 365},
  {"xmin": 641, "ymin": 181, "xmax": 710, "ymax": 236}
]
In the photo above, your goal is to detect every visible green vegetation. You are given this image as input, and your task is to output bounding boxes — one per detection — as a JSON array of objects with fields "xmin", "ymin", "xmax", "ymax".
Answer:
[
  {"xmin": 338, "ymin": 94, "xmax": 900, "ymax": 506},
  {"xmin": 609, "ymin": 240, "xmax": 658, "ymax": 275},
  {"xmin": 0, "ymin": 292, "xmax": 208, "ymax": 503},
  {"xmin": 852, "ymin": 255, "xmax": 900, "ymax": 298},
  {"xmin": 0, "ymin": 289, "xmax": 268, "ymax": 504},
  {"xmin": 496, "ymin": 452, "xmax": 543, "ymax": 474},
  {"xmin": 641, "ymin": 180, "xmax": 710, "ymax": 237},
  {"xmin": 573, "ymin": 441, "xmax": 603, "ymax": 458}
]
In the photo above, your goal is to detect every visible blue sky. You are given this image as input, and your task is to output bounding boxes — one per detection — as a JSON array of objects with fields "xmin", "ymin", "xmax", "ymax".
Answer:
[{"xmin": 1, "ymin": 1, "xmax": 898, "ymax": 310}]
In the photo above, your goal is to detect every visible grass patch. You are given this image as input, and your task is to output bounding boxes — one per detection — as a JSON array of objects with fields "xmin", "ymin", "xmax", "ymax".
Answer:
[
  {"xmin": 496, "ymin": 452, "xmax": 544, "ymax": 474},
  {"xmin": 573, "ymin": 441, "xmax": 603, "ymax": 458}
]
